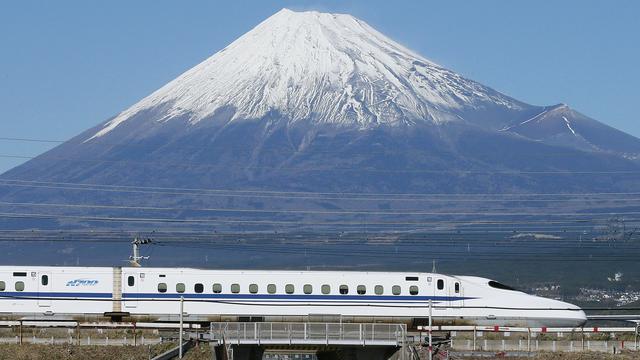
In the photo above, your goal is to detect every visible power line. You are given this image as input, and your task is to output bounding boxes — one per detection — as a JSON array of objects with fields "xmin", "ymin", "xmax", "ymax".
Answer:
[
  {"xmin": 0, "ymin": 137, "xmax": 65, "ymax": 143},
  {"xmin": 3, "ymin": 179, "xmax": 640, "ymax": 204},
  {"xmin": 149, "ymin": 243, "xmax": 639, "ymax": 262},
  {"xmin": 0, "ymin": 228, "xmax": 613, "ymax": 240},
  {"xmin": 2, "ymin": 200, "xmax": 640, "ymax": 217},
  {"xmin": 1, "ymin": 154, "xmax": 640, "ymax": 175},
  {"xmin": 1, "ymin": 236, "xmax": 635, "ymax": 261},
  {"xmin": 2, "ymin": 211, "xmax": 640, "ymax": 227},
  {"xmin": 0, "ymin": 135, "xmax": 625, "ymax": 159},
  {"xmin": 0, "ymin": 232, "xmax": 633, "ymax": 246},
  {"xmin": 0, "ymin": 230, "xmax": 635, "ymax": 249},
  {"xmin": 3, "ymin": 178, "xmax": 640, "ymax": 198}
]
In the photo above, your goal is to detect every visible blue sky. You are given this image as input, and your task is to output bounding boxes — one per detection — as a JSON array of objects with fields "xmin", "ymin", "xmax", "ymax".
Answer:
[{"xmin": 0, "ymin": 0, "xmax": 638, "ymax": 174}]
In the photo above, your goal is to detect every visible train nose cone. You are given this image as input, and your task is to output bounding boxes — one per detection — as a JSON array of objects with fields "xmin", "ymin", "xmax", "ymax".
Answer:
[
  {"xmin": 576, "ymin": 309, "xmax": 588, "ymax": 327},
  {"xmin": 551, "ymin": 299, "xmax": 587, "ymax": 327}
]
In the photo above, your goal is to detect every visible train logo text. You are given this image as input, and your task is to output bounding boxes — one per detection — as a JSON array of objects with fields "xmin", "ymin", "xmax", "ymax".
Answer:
[{"xmin": 66, "ymin": 279, "xmax": 99, "ymax": 287}]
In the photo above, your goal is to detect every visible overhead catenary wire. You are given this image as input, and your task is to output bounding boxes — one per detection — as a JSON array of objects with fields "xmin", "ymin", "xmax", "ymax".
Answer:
[
  {"xmin": 147, "ymin": 242, "xmax": 639, "ymax": 262},
  {"xmin": 0, "ymin": 230, "xmax": 636, "ymax": 253},
  {"xmin": 0, "ymin": 227, "xmax": 626, "ymax": 240},
  {"xmin": 0, "ymin": 225, "xmax": 632, "ymax": 243},
  {"xmin": 0, "ymin": 231, "xmax": 634, "ymax": 247},
  {"xmin": 1, "ymin": 241, "xmax": 637, "ymax": 262}
]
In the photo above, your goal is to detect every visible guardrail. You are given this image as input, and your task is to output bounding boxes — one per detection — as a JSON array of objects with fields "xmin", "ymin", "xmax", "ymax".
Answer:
[
  {"xmin": 0, "ymin": 336, "xmax": 162, "ymax": 346},
  {"xmin": 414, "ymin": 325, "xmax": 640, "ymax": 353},
  {"xmin": 0, "ymin": 320, "xmax": 192, "ymax": 346},
  {"xmin": 0, "ymin": 320, "xmax": 201, "ymax": 329},
  {"xmin": 451, "ymin": 338, "xmax": 637, "ymax": 353},
  {"xmin": 416, "ymin": 325, "xmax": 640, "ymax": 333},
  {"xmin": 208, "ymin": 322, "xmax": 407, "ymax": 346}
]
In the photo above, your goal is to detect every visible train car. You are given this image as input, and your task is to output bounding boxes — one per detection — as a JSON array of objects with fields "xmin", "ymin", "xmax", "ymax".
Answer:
[{"xmin": 0, "ymin": 266, "xmax": 586, "ymax": 327}]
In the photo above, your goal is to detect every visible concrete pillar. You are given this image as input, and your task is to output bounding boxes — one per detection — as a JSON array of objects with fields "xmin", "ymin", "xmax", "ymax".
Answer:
[
  {"xmin": 210, "ymin": 343, "xmax": 218, "ymax": 360},
  {"xmin": 231, "ymin": 345, "xmax": 264, "ymax": 360},
  {"xmin": 317, "ymin": 350, "xmax": 340, "ymax": 360},
  {"xmin": 211, "ymin": 344, "xmax": 228, "ymax": 360},
  {"xmin": 339, "ymin": 346, "xmax": 400, "ymax": 360},
  {"xmin": 317, "ymin": 346, "xmax": 399, "ymax": 360}
]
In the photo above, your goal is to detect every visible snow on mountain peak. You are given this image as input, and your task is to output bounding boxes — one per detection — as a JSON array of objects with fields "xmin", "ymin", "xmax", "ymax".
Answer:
[{"xmin": 88, "ymin": 8, "xmax": 524, "ymax": 141}]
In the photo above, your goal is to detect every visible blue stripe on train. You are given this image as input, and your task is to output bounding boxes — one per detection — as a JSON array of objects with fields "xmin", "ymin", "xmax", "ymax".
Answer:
[
  {"xmin": 122, "ymin": 293, "xmax": 474, "ymax": 302},
  {"xmin": 0, "ymin": 292, "xmax": 476, "ymax": 302},
  {"xmin": 0, "ymin": 292, "xmax": 112, "ymax": 298}
]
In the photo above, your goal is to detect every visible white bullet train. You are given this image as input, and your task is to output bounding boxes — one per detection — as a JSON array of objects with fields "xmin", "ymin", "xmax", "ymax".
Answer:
[{"xmin": 0, "ymin": 266, "xmax": 586, "ymax": 328}]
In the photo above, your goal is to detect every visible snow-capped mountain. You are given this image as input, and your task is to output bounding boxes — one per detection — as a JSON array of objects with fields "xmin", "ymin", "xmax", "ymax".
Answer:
[
  {"xmin": 2, "ymin": 8, "xmax": 640, "ymax": 231},
  {"xmin": 88, "ymin": 9, "xmax": 530, "ymax": 141}
]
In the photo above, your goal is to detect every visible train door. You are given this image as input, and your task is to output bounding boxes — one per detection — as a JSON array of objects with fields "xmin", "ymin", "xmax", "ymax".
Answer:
[
  {"xmin": 434, "ymin": 277, "xmax": 448, "ymax": 310},
  {"xmin": 450, "ymin": 280, "xmax": 463, "ymax": 308},
  {"xmin": 38, "ymin": 272, "xmax": 51, "ymax": 307},
  {"xmin": 124, "ymin": 273, "xmax": 138, "ymax": 308}
]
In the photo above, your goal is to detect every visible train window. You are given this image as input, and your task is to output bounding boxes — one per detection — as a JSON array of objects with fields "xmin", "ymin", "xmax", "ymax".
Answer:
[
  {"xmin": 176, "ymin": 283, "xmax": 185, "ymax": 293},
  {"xmin": 15, "ymin": 281, "xmax": 24, "ymax": 291},
  {"xmin": 212, "ymin": 283, "xmax": 222, "ymax": 294},
  {"xmin": 285, "ymin": 284, "xmax": 294, "ymax": 294},
  {"xmin": 392, "ymin": 285, "xmax": 401, "ymax": 295},
  {"xmin": 249, "ymin": 284, "xmax": 258, "ymax": 294},
  {"xmin": 0, "ymin": 281, "xmax": 4, "ymax": 291},
  {"xmin": 13, "ymin": 272, "xmax": 26, "ymax": 277},
  {"xmin": 405, "ymin": 276, "xmax": 419, "ymax": 281},
  {"xmin": 409, "ymin": 285, "xmax": 419, "ymax": 295},
  {"xmin": 158, "ymin": 283, "xmax": 167, "ymax": 293},
  {"xmin": 267, "ymin": 284, "xmax": 276, "ymax": 294},
  {"xmin": 231, "ymin": 284, "xmax": 240, "ymax": 294},
  {"xmin": 374, "ymin": 285, "xmax": 384, "ymax": 295},
  {"xmin": 357, "ymin": 285, "xmax": 366, "ymax": 295},
  {"xmin": 437, "ymin": 279, "xmax": 444, "ymax": 290},
  {"xmin": 488, "ymin": 281, "xmax": 516, "ymax": 291},
  {"xmin": 339, "ymin": 285, "xmax": 349, "ymax": 295},
  {"xmin": 127, "ymin": 276, "xmax": 135, "ymax": 287},
  {"xmin": 194, "ymin": 283, "xmax": 204, "ymax": 293},
  {"xmin": 41, "ymin": 275, "xmax": 48, "ymax": 286},
  {"xmin": 455, "ymin": 282, "xmax": 460, "ymax": 294},
  {"xmin": 321, "ymin": 285, "xmax": 330, "ymax": 294},
  {"xmin": 303, "ymin": 284, "xmax": 312, "ymax": 294}
]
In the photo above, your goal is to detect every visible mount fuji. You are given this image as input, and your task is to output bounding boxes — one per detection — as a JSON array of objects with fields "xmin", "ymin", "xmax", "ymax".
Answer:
[{"xmin": 2, "ymin": 9, "xmax": 640, "ymax": 231}]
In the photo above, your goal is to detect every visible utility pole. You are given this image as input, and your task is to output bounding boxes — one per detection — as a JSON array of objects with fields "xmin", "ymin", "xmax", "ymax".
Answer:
[
  {"xmin": 428, "ymin": 299, "xmax": 433, "ymax": 360},
  {"xmin": 129, "ymin": 237, "xmax": 152, "ymax": 267},
  {"xmin": 179, "ymin": 296, "xmax": 184, "ymax": 359}
]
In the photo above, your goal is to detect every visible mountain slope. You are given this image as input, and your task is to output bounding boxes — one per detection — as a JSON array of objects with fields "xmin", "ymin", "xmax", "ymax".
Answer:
[
  {"xmin": 1, "ymin": 8, "xmax": 640, "ymax": 233},
  {"xmin": 501, "ymin": 104, "xmax": 640, "ymax": 156}
]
